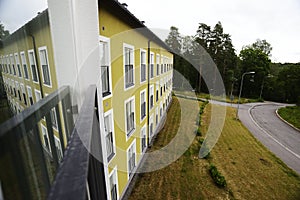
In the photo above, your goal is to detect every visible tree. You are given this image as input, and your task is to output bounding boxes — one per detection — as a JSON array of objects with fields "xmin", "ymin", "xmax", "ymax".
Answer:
[
  {"xmin": 195, "ymin": 22, "xmax": 237, "ymax": 94},
  {"xmin": 239, "ymin": 45, "xmax": 271, "ymax": 98},
  {"xmin": 0, "ymin": 22, "xmax": 10, "ymax": 40},
  {"xmin": 165, "ymin": 26, "xmax": 182, "ymax": 54},
  {"xmin": 277, "ymin": 64, "xmax": 300, "ymax": 103},
  {"xmin": 250, "ymin": 39, "xmax": 272, "ymax": 57}
]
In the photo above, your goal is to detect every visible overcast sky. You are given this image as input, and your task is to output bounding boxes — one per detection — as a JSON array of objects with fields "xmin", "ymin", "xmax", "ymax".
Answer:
[{"xmin": 0, "ymin": 0, "xmax": 299, "ymax": 63}]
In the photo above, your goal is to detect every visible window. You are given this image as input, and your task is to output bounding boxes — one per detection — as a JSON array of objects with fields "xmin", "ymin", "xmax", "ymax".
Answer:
[
  {"xmin": 141, "ymin": 125, "xmax": 147, "ymax": 152},
  {"xmin": 109, "ymin": 168, "xmax": 118, "ymax": 200},
  {"xmin": 3, "ymin": 56, "xmax": 7, "ymax": 73},
  {"xmin": 156, "ymin": 54, "xmax": 160, "ymax": 76},
  {"xmin": 125, "ymin": 97, "xmax": 135, "ymax": 138},
  {"xmin": 160, "ymin": 102, "xmax": 163, "ymax": 117},
  {"xmin": 140, "ymin": 90, "xmax": 146, "ymax": 121},
  {"xmin": 150, "ymin": 52, "xmax": 154, "ymax": 79},
  {"xmin": 15, "ymin": 82, "xmax": 21, "ymax": 101},
  {"xmin": 41, "ymin": 125, "xmax": 51, "ymax": 152},
  {"xmin": 20, "ymin": 84, "xmax": 27, "ymax": 105},
  {"xmin": 156, "ymin": 82, "xmax": 159, "ymax": 102},
  {"xmin": 6, "ymin": 55, "xmax": 11, "ymax": 75},
  {"xmin": 140, "ymin": 49, "xmax": 146, "ymax": 83},
  {"xmin": 156, "ymin": 107, "xmax": 159, "ymax": 126},
  {"xmin": 50, "ymin": 108, "xmax": 58, "ymax": 130},
  {"xmin": 149, "ymin": 85, "xmax": 154, "ymax": 110},
  {"xmin": 124, "ymin": 44, "xmax": 134, "ymax": 89},
  {"xmin": 28, "ymin": 50, "xmax": 38, "ymax": 83},
  {"xmin": 35, "ymin": 90, "xmax": 42, "ymax": 103},
  {"xmin": 27, "ymin": 86, "xmax": 33, "ymax": 105},
  {"xmin": 100, "ymin": 37, "xmax": 111, "ymax": 97},
  {"xmin": 104, "ymin": 111, "xmax": 115, "ymax": 162},
  {"xmin": 10, "ymin": 54, "xmax": 16, "ymax": 76},
  {"xmin": 15, "ymin": 53, "xmax": 22, "ymax": 78},
  {"xmin": 127, "ymin": 140, "xmax": 136, "ymax": 178},
  {"xmin": 149, "ymin": 115, "xmax": 154, "ymax": 138},
  {"xmin": 20, "ymin": 52, "xmax": 29, "ymax": 80},
  {"xmin": 39, "ymin": 47, "xmax": 51, "ymax": 87},
  {"xmin": 54, "ymin": 136, "xmax": 63, "ymax": 162}
]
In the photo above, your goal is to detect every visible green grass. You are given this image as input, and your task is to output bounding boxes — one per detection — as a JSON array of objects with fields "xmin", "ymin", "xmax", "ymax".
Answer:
[
  {"xmin": 278, "ymin": 106, "xmax": 300, "ymax": 130},
  {"xmin": 129, "ymin": 97, "xmax": 300, "ymax": 200},
  {"xmin": 174, "ymin": 90, "xmax": 261, "ymax": 104}
]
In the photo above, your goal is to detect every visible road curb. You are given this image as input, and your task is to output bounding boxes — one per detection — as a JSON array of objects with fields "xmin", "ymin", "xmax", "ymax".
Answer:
[{"xmin": 275, "ymin": 108, "xmax": 300, "ymax": 132}]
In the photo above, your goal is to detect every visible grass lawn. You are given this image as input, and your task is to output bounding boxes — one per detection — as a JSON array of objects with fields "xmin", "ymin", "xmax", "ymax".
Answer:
[
  {"xmin": 174, "ymin": 90, "xmax": 261, "ymax": 104},
  {"xmin": 278, "ymin": 106, "xmax": 300, "ymax": 130},
  {"xmin": 129, "ymin": 97, "xmax": 300, "ymax": 200}
]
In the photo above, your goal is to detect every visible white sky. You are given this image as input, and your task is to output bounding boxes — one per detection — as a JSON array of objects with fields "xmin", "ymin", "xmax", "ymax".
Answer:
[{"xmin": 0, "ymin": 0, "xmax": 299, "ymax": 63}]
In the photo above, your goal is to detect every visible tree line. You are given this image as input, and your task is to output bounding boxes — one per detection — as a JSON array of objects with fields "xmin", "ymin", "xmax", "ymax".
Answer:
[{"xmin": 165, "ymin": 23, "xmax": 300, "ymax": 104}]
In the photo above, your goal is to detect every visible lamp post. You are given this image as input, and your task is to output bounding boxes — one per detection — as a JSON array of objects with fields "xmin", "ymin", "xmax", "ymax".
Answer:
[{"xmin": 236, "ymin": 71, "xmax": 255, "ymax": 119}]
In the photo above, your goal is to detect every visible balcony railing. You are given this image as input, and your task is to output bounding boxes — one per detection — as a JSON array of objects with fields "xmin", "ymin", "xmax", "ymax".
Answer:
[
  {"xmin": 0, "ymin": 85, "xmax": 107, "ymax": 199},
  {"xmin": 0, "ymin": 86, "xmax": 73, "ymax": 199},
  {"xmin": 48, "ymin": 85, "xmax": 107, "ymax": 200}
]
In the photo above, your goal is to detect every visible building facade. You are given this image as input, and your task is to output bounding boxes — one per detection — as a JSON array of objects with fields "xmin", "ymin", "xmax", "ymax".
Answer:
[{"xmin": 0, "ymin": 0, "xmax": 173, "ymax": 199}]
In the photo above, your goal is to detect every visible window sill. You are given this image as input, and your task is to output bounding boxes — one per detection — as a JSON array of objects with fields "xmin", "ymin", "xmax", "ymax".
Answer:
[
  {"xmin": 126, "ymin": 128, "xmax": 135, "ymax": 138},
  {"xmin": 125, "ymin": 83, "xmax": 135, "ymax": 89},
  {"xmin": 107, "ymin": 152, "xmax": 116, "ymax": 163},
  {"xmin": 102, "ymin": 91, "xmax": 111, "ymax": 97}
]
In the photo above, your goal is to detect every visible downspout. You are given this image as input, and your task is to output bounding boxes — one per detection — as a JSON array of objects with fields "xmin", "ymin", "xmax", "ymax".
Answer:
[{"xmin": 30, "ymin": 34, "xmax": 44, "ymax": 98}]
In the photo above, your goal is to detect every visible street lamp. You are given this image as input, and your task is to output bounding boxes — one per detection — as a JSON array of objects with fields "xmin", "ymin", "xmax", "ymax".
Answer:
[{"xmin": 236, "ymin": 71, "xmax": 255, "ymax": 119}]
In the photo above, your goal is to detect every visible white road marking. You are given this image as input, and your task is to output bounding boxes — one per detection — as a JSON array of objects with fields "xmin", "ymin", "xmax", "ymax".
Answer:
[{"xmin": 248, "ymin": 105, "xmax": 300, "ymax": 160}]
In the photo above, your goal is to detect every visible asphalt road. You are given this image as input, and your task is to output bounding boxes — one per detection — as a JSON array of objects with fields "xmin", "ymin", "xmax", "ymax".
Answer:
[{"xmin": 238, "ymin": 103, "xmax": 300, "ymax": 175}]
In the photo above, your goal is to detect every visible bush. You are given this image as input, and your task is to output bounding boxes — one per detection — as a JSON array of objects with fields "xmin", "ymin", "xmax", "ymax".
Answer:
[
  {"xmin": 209, "ymin": 164, "xmax": 227, "ymax": 187},
  {"xmin": 197, "ymin": 127, "xmax": 202, "ymax": 136}
]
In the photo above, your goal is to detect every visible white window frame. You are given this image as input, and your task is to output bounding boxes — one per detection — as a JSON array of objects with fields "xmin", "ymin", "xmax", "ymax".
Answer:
[
  {"xmin": 28, "ymin": 49, "xmax": 39, "ymax": 83},
  {"xmin": 125, "ymin": 96, "xmax": 136, "ymax": 140},
  {"xmin": 155, "ymin": 107, "xmax": 159, "ymax": 126},
  {"xmin": 149, "ymin": 114, "xmax": 154, "ymax": 139},
  {"xmin": 127, "ymin": 139, "xmax": 136, "ymax": 179},
  {"xmin": 14, "ymin": 53, "xmax": 22, "ymax": 78},
  {"xmin": 140, "ymin": 125, "xmax": 147, "ymax": 153},
  {"xmin": 50, "ymin": 107, "xmax": 58, "ymax": 131},
  {"xmin": 20, "ymin": 51, "xmax": 29, "ymax": 80},
  {"xmin": 20, "ymin": 84, "xmax": 27, "ymax": 105},
  {"xmin": 6, "ymin": 55, "xmax": 11, "ymax": 75},
  {"xmin": 54, "ymin": 136, "xmax": 63, "ymax": 162},
  {"xmin": 104, "ymin": 109, "xmax": 116, "ymax": 162},
  {"xmin": 27, "ymin": 86, "xmax": 34, "ymax": 106},
  {"xmin": 140, "ymin": 49, "xmax": 147, "ymax": 83},
  {"xmin": 109, "ymin": 166, "xmax": 119, "ymax": 200},
  {"xmin": 140, "ymin": 89, "xmax": 147, "ymax": 123},
  {"xmin": 99, "ymin": 35, "xmax": 112, "ymax": 100},
  {"xmin": 123, "ymin": 43, "xmax": 135, "ymax": 90},
  {"xmin": 38, "ymin": 46, "xmax": 52, "ymax": 87},
  {"xmin": 10, "ymin": 54, "xmax": 16, "ymax": 76},
  {"xmin": 156, "ymin": 54, "xmax": 160, "ymax": 76},
  {"xmin": 35, "ymin": 89, "xmax": 42, "ymax": 103},
  {"xmin": 150, "ymin": 52, "xmax": 154, "ymax": 79},
  {"xmin": 15, "ymin": 81, "xmax": 21, "ymax": 101},
  {"xmin": 156, "ymin": 81, "xmax": 159, "ymax": 102},
  {"xmin": 149, "ymin": 85, "xmax": 154, "ymax": 110},
  {"xmin": 41, "ymin": 124, "xmax": 51, "ymax": 153}
]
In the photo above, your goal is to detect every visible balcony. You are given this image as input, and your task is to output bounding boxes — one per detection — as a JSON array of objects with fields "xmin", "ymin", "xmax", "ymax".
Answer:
[{"xmin": 0, "ymin": 85, "xmax": 107, "ymax": 199}]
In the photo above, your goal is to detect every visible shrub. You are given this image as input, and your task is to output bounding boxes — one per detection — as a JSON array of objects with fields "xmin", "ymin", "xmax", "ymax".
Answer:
[
  {"xmin": 209, "ymin": 164, "xmax": 227, "ymax": 187},
  {"xmin": 197, "ymin": 127, "xmax": 202, "ymax": 136}
]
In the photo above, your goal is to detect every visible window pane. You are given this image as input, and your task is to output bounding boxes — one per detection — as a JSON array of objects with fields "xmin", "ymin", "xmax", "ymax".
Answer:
[{"xmin": 101, "ymin": 66, "xmax": 109, "ymax": 94}]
